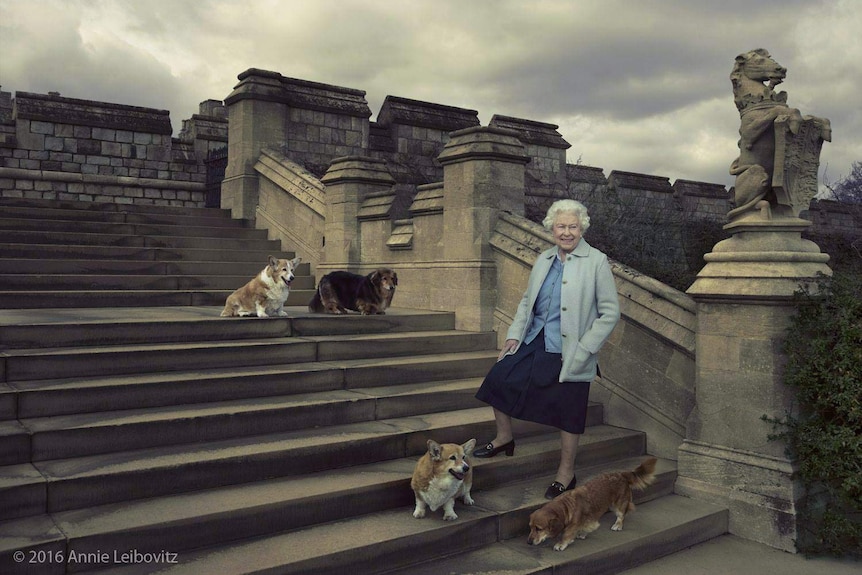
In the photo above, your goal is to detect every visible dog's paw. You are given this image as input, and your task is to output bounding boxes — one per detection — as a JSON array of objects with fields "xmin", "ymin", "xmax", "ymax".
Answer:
[
  {"xmin": 443, "ymin": 512, "xmax": 458, "ymax": 521},
  {"xmin": 553, "ymin": 541, "xmax": 570, "ymax": 551},
  {"xmin": 462, "ymin": 494, "xmax": 474, "ymax": 506},
  {"xmin": 611, "ymin": 524, "xmax": 624, "ymax": 532},
  {"xmin": 412, "ymin": 508, "xmax": 426, "ymax": 519},
  {"xmin": 577, "ymin": 533, "xmax": 587, "ymax": 540},
  {"xmin": 277, "ymin": 310, "xmax": 288, "ymax": 317}
]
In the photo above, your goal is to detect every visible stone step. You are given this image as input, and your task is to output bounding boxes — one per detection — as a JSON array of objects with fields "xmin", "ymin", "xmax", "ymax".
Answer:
[
  {"xmin": 43, "ymin": 452, "xmax": 673, "ymax": 575},
  {"xmin": 12, "ymin": 365, "xmax": 486, "ymax": 420},
  {"xmin": 2, "ymin": 350, "xmax": 498, "ymax": 466},
  {"xmin": 6, "ymin": 413, "xmax": 620, "ymax": 519},
  {"xmin": 0, "ymin": 204, "xmax": 245, "ymax": 228},
  {"xmin": 3, "ymin": 331, "xmax": 496, "ymax": 381},
  {"xmin": 19, "ymin": 373, "xmax": 497, "ymax": 461},
  {"xmin": 0, "ymin": 216, "xmax": 268, "ymax": 239},
  {"xmin": 381, "ymin": 495, "xmax": 727, "ymax": 575},
  {"xmin": 0, "ymin": 244, "xmax": 295, "ymax": 262},
  {"xmin": 0, "ymin": 306, "xmax": 454, "ymax": 349},
  {"xmin": 45, "ymin": 487, "xmax": 726, "ymax": 575},
  {"xmin": 0, "ymin": 420, "xmax": 27, "ymax": 465},
  {"xmin": 0, "ymin": 259, "xmax": 295, "ymax": 276},
  {"xmin": 0, "ymin": 384, "xmax": 14, "ymax": 419},
  {"xmin": 0, "ymin": 196, "xmax": 232, "ymax": 218},
  {"xmin": 0, "ymin": 288, "xmax": 314, "ymax": 309},
  {"xmin": 0, "ymin": 426, "xmax": 636, "ymax": 556},
  {"xmin": 0, "ymin": 273, "xmax": 317, "ymax": 291},
  {"xmin": 0, "ymin": 229, "xmax": 282, "ymax": 251},
  {"xmin": 0, "ymin": 307, "xmax": 455, "ymax": 349}
]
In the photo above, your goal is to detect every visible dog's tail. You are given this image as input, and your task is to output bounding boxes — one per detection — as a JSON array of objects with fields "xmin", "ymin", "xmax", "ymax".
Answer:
[
  {"xmin": 626, "ymin": 457, "xmax": 657, "ymax": 491},
  {"xmin": 308, "ymin": 289, "xmax": 324, "ymax": 313}
]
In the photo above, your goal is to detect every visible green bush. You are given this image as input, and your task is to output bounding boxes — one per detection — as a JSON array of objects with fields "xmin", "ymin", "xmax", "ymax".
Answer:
[{"xmin": 767, "ymin": 271, "xmax": 862, "ymax": 557}]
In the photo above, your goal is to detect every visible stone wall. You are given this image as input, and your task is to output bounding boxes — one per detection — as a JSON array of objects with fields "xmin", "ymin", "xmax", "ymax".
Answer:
[
  {"xmin": 0, "ymin": 89, "xmax": 225, "ymax": 207},
  {"xmin": 803, "ymin": 198, "xmax": 862, "ymax": 237}
]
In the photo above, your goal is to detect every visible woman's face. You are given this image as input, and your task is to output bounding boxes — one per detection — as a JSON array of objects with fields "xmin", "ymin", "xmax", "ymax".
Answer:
[{"xmin": 552, "ymin": 212, "xmax": 582, "ymax": 254}]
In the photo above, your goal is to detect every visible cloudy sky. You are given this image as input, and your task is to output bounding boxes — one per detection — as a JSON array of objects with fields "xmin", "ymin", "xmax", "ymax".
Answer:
[{"xmin": 1, "ymin": 0, "xmax": 860, "ymax": 189}]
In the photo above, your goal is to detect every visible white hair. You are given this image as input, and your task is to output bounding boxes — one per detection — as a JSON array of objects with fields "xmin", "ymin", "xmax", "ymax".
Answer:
[{"xmin": 542, "ymin": 199, "xmax": 590, "ymax": 233}]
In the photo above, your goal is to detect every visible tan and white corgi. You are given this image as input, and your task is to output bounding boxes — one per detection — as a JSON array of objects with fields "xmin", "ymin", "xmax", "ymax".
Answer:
[
  {"xmin": 411, "ymin": 438, "xmax": 476, "ymax": 521},
  {"xmin": 220, "ymin": 255, "xmax": 301, "ymax": 318}
]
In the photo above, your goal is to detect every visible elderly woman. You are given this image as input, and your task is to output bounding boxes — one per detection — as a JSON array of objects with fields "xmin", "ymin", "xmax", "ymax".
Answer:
[{"xmin": 474, "ymin": 199, "xmax": 620, "ymax": 499}]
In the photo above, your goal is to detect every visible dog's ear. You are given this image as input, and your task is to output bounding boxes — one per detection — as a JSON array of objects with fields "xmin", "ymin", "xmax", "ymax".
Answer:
[
  {"xmin": 370, "ymin": 270, "xmax": 381, "ymax": 284},
  {"xmin": 426, "ymin": 440, "xmax": 442, "ymax": 461},
  {"xmin": 267, "ymin": 255, "xmax": 277, "ymax": 268},
  {"xmin": 392, "ymin": 271, "xmax": 398, "ymax": 286},
  {"xmin": 290, "ymin": 257, "xmax": 301, "ymax": 268},
  {"xmin": 548, "ymin": 514, "xmax": 563, "ymax": 536},
  {"xmin": 462, "ymin": 438, "xmax": 476, "ymax": 456}
]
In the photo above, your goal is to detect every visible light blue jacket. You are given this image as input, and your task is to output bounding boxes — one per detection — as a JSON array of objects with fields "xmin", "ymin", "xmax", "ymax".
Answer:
[{"xmin": 505, "ymin": 239, "xmax": 620, "ymax": 382}]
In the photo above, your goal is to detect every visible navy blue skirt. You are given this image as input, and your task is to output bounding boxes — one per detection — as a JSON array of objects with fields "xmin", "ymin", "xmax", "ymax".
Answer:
[{"xmin": 475, "ymin": 331, "xmax": 591, "ymax": 434}]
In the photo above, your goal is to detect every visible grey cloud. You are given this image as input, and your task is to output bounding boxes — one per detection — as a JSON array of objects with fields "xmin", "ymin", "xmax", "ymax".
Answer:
[{"xmin": 0, "ymin": 0, "xmax": 858, "ymax": 185}]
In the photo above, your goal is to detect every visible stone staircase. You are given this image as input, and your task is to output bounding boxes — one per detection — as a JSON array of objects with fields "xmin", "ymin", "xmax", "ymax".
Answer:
[
  {"xmin": 0, "ymin": 197, "xmax": 312, "ymax": 309},
  {"xmin": 0, "ymin": 199, "xmax": 727, "ymax": 574}
]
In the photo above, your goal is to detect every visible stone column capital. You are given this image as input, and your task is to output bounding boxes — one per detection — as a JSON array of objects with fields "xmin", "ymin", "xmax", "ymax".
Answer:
[
  {"xmin": 321, "ymin": 156, "xmax": 395, "ymax": 187},
  {"xmin": 437, "ymin": 126, "xmax": 530, "ymax": 166}
]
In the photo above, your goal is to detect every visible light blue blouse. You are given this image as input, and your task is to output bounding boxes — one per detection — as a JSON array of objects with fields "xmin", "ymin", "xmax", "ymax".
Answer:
[{"xmin": 523, "ymin": 254, "xmax": 563, "ymax": 353}]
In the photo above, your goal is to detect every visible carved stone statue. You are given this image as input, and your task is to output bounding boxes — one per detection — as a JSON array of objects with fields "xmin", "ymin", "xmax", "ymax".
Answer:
[{"xmin": 728, "ymin": 48, "xmax": 831, "ymax": 222}]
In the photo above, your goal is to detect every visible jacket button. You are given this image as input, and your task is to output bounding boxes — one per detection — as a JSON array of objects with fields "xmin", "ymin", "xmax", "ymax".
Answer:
[
  {"xmin": 562, "ymin": 334, "xmax": 567, "ymax": 338},
  {"xmin": 561, "ymin": 307, "xmax": 567, "ymax": 311}
]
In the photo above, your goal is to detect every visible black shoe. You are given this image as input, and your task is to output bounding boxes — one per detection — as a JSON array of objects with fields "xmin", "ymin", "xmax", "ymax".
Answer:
[
  {"xmin": 473, "ymin": 439, "xmax": 515, "ymax": 458},
  {"xmin": 544, "ymin": 475, "xmax": 577, "ymax": 500}
]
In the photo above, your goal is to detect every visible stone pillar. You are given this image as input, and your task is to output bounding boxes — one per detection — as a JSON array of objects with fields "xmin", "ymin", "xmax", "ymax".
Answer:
[
  {"xmin": 319, "ymin": 156, "xmax": 395, "ymax": 270},
  {"xmin": 680, "ymin": 216, "xmax": 832, "ymax": 551},
  {"xmin": 221, "ymin": 70, "xmax": 288, "ymax": 220},
  {"xmin": 436, "ymin": 126, "xmax": 529, "ymax": 331}
]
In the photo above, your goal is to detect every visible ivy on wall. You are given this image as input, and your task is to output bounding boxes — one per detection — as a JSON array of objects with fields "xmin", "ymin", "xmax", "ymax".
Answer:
[{"xmin": 765, "ymin": 271, "xmax": 862, "ymax": 557}]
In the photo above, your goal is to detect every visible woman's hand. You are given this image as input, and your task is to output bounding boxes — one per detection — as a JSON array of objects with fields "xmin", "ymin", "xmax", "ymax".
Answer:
[{"xmin": 498, "ymin": 339, "xmax": 519, "ymax": 360}]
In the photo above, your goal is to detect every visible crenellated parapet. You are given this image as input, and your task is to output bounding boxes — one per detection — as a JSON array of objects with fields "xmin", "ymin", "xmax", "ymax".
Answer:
[{"xmin": 0, "ymin": 91, "xmax": 209, "ymax": 206}]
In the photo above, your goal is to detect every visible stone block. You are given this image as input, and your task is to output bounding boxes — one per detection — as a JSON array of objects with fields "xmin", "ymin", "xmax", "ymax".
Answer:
[
  {"xmin": 16, "ymin": 127, "xmax": 44, "ymax": 151},
  {"xmin": 101, "ymin": 141, "xmax": 121, "ymax": 157},
  {"xmin": 92, "ymin": 127, "xmax": 116, "ymax": 141},
  {"xmin": 31, "ymin": 121, "xmax": 54, "ymax": 135},
  {"xmin": 696, "ymin": 334, "xmax": 740, "ymax": 371},
  {"xmin": 77, "ymin": 139, "xmax": 101, "ymax": 155}
]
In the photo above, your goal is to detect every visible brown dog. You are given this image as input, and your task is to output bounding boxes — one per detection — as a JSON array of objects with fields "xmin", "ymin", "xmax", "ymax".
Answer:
[
  {"xmin": 411, "ymin": 439, "xmax": 476, "ymax": 521},
  {"xmin": 220, "ymin": 256, "xmax": 301, "ymax": 318},
  {"xmin": 308, "ymin": 268, "xmax": 397, "ymax": 315},
  {"xmin": 528, "ymin": 457, "xmax": 657, "ymax": 551}
]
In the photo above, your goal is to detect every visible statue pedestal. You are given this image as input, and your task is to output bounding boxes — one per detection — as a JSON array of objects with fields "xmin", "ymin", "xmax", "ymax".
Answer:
[{"xmin": 681, "ymin": 216, "xmax": 831, "ymax": 551}]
